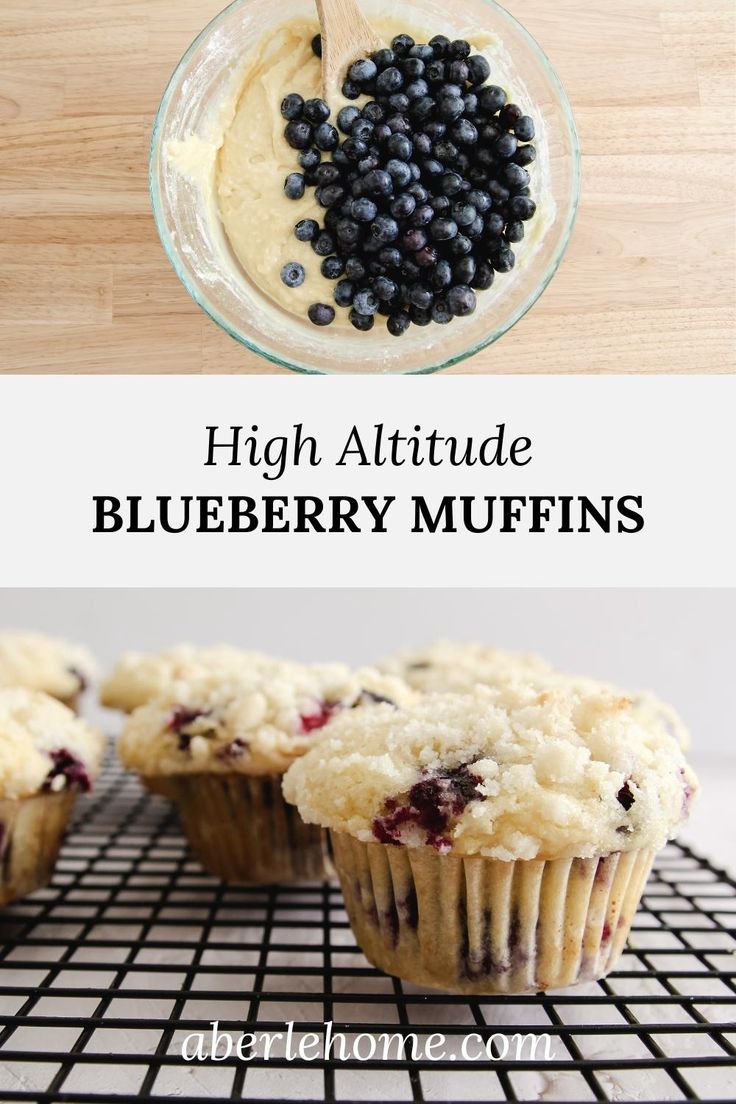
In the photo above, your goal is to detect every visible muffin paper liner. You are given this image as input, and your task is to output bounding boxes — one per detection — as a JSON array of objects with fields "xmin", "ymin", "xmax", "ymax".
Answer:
[
  {"xmin": 0, "ymin": 791, "xmax": 77, "ymax": 907},
  {"xmin": 147, "ymin": 774, "xmax": 334, "ymax": 884},
  {"xmin": 331, "ymin": 833, "xmax": 656, "ymax": 994}
]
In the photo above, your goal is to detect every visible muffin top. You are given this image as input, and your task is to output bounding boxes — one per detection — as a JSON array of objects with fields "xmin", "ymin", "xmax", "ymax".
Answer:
[
  {"xmin": 0, "ymin": 632, "xmax": 96, "ymax": 703},
  {"xmin": 101, "ymin": 645, "xmax": 282, "ymax": 712},
  {"xmin": 378, "ymin": 640, "xmax": 690, "ymax": 749},
  {"xmin": 378, "ymin": 640, "xmax": 554, "ymax": 693},
  {"xmin": 283, "ymin": 682, "xmax": 698, "ymax": 862},
  {"xmin": 117, "ymin": 663, "xmax": 416, "ymax": 777},
  {"xmin": 0, "ymin": 688, "xmax": 104, "ymax": 800}
]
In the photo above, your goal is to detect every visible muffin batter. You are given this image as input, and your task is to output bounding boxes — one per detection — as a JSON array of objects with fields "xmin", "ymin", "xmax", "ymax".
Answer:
[{"xmin": 167, "ymin": 18, "xmax": 549, "ymax": 327}]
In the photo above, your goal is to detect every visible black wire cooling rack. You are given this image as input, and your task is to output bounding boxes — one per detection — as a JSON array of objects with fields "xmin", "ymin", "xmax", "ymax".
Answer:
[{"xmin": 0, "ymin": 759, "xmax": 733, "ymax": 1104}]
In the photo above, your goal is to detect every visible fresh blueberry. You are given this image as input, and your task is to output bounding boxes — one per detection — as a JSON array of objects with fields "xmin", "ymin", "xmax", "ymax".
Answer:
[
  {"xmin": 334, "ymin": 280, "xmax": 355, "ymax": 307},
  {"xmin": 373, "ymin": 48, "xmax": 397, "ymax": 70},
  {"xmin": 388, "ymin": 311, "xmax": 411, "ymax": 336},
  {"xmin": 447, "ymin": 284, "xmax": 477, "ymax": 316},
  {"xmin": 311, "ymin": 33, "xmax": 322, "ymax": 58},
  {"xmin": 362, "ymin": 101, "xmax": 386, "ymax": 123},
  {"xmin": 448, "ymin": 38, "xmax": 471, "ymax": 59},
  {"xmin": 349, "ymin": 309, "xmax": 375, "ymax": 331},
  {"xmin": 508, "ymin": 195, "xmax": 536, "ymax": 220},
  {"xmin": 363, "ymin": 169, "xmax": 394, "ymax": 197},
  {"xmin": 411, "ymin": 204, "xmax": 435, "ymax": 227},
  {"xmin": 314, "ymin": 123, "xmax": 339, "ymax": 151},
  {"xmin": 431, "ymin": 259, "xmax": 453, "ymax": 289},
  {"xmin": 352, "ymin": 197, "xmax": 378, "ymax": 222},
  {"xmin": 349, "ymin": 58, "xmax": 378, "ymax": 84},
  {"xmin": 346, "ymin": 256, "xmax": 367, "ymax": 281},
  {"xmin": 281, "ymin": 93, "xmax": 304, "ymax": 120},
  {"xmin": 284, "ymin": 120, "xmax": 313, "ymax": 150},
  {"xmin": 342, "ymin": 79, "xmax": 361, "ymax": 100},
  {"xmin": 281, "ymin": 261, "xmax": 305, "ymax": 287},
  {"xmin": 315, "ymin": 162, "xmax": 341, "ymax": 186},
  {"xmin": 321, "ymin": 255, "xmax": 345, "ymax": 279},
  {"xmin": 438, "ymin": 95, "xmax": 465, "ymax": 122},
  {"xmin": 479, "ymin": 85, "xmax": 506, "ymax": 114},
  {"xmin": 514, "ymin": 143, "xmax": 537, "ymax": 167},
  {"xmin": 492, "ymin": 246, "xmax": 516, "ymax": 272},
  {"xmin": 452, "ymin": 119, "xmax": 479, "ymax": 147},
  {"xmin": 353, "ymin": 288, "xmax": 379, "ymax": 315},
  {"xmin": 467, "ymin": 54, "xmax": 491, "ymax": 85},
  {"xmin": 409, "ymin": 44, "xmax": 435, "ymax": 62},
  {"xmin": 453, "ymin": 256, "xmax": 477, "ymax": 284},
  {"xmin": 415, "ymin": 245, "xmax": 439, "ymax": 267},
  {"xmin": 429, "ymin": 34, "xmax": 451, "ymax": 57},
  {"xmin": 430, "ymin": 218, "xmax": 459, "ymax": 241},
  {"xmin": 471, "ymin": 260, "xmax": 495, "ymax": 290},
  {"xmin": 343, "ymin": 137, "xmax": 369, "ymax": 161},
  {"xmin": 402, "ymin": 228, "xmax": 428, "ymax": 252},
  {"xmin": 337, "ymin": 105, "xmax": 361, "ymax": 133},
  {"xmin": 449, "ymin": 234, "xmax": 473, "ymax": 257},
  {"xmin": 432, "ymin": 298, "xmax": 453, "ymax": 324},
  {"xmin": 298, "ymin": 147, "xmax": 321, "ymax": 171},
  {"xmin": 374, "ymin": 275, "xmax": 399, "ymax": 301},
  {"xmin": 317, "ymin": 183, "xmax": 346, "ymax": 207},
  {"xmin": 295, "ymin": 218, "xmax": 319, "ymax": 242},
  {"xmin": 485, "ymin": 212, "xmax": 505, "ymax": 238},
  {"xmin": 514, "ymin": 115, "xmax": 535, "ymax": 142},
  {"xmin": 468, "ymin": 189, "xmax": 492, "ymax": 213},
  {"xmin": 304, "ymin": 98, "xmax": 330, "ymax": 125},
  {"xmin": 386, "ymin": 158, "xmax": 412, "ymax": 187},
  {"xmin": 505, "ymin": 220, "xmax": 525, "ymax": 243},
  {"xmin": 449, "ymin": 59, "xmax": 470, "ymax": 84},
  {"xmin": 379, "ymin": 247, "xmax": 402, "ymax": 269},
  {"xmin": 503, "ymin": 162, "xmax": 530, "ymax": 190},
  {"xmin": 387, "ymin": 133, "xmax": 413, "ymax": 161},
  {"xmin": 308, "ymin": 303, "xmax": 336, "ymax": 326},
  {"xmin": 408, "ymin": 284, "xmax": 434, "ymax": 310},
  {"xmin": 387, "ymin": 92, "xmax": 411, "ymax": 113},
  {"xmin": 401, "ymin": 56, "xmax": 426, "ymax": 80},
  {"xmin": 391, "ymin": 192, "xmax": 417, "ymax": 219},
  {"xmin": 284, "ymin": 172, "xmax": 306, "ymax": 200},
  {"xmin": 501, "ymin": 103, "xmax": 524, "ymax": 129},
  {"xmin": 312, "ymin": 231, "xmax": 336, "ymax": 256},
  {"xmin": 370, "ymin": 215, "xmax": 400, "ymax": 243},
  {"xmin": 391, "ymin": 34, "xmax": 415, "ymax": 56},
  {"xmin": 376, "ymin": 67, "xmax": 404, "ymax": 95}
]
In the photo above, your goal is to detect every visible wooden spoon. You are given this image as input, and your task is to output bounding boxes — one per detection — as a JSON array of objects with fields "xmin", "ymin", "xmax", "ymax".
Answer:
[{"xmin": 315, "ymin": 0, "xmax": 384, "ymax": 101}]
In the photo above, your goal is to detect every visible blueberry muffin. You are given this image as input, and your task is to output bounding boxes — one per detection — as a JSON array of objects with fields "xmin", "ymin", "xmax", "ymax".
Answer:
[
  {"xmin": 284, "ymin": 682, "xmax": 698, "ymax": 994},
  {"xmin": 378, "ymin": 641, "xmax": 690, "ymax": 748},
  {"xmin": 0, "ymin": 688, "xmax": 104, "ymax": 906},
  {"xmin": 118, "ymin": 662, "xmax": 415, "ymax": 884},
  {"xmin": 100, "ymin": 644, "xmax": 281, "ymax": 714},
  {"xmin": 0, "ymin": 632, "xmax": 96, "ymax": 712}
]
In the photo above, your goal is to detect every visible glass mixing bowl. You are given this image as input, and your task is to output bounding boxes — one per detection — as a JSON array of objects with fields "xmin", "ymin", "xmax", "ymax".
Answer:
[{"xmin": 150, "ymin": 0, "xmax": 580, "ymax": 374}]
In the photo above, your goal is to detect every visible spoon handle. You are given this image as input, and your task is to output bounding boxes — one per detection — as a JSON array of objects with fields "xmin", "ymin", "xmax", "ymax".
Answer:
[{"xmin": 315, "ymin": 0, "xmax": 383, "ymax": 99}]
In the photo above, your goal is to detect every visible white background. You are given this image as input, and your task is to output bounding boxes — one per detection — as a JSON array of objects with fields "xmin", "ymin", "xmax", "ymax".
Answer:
[{"xmin": 0, "ymin": 376, "xmax": 733, "ymax": 587}]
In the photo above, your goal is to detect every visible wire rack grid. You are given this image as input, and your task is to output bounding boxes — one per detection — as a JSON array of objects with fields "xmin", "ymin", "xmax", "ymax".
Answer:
[{"xmin": 0, "ymin": 758, "xmax": 733, "ymax": 1104}]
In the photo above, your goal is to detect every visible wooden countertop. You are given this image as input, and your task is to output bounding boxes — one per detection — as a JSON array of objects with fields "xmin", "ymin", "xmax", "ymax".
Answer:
[{"xmin": 0, "ymin": 0, "xmax": 733, "ymax": 374}]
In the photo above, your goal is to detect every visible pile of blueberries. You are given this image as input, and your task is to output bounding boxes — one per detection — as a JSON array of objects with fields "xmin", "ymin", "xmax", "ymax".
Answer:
[{"xmin": 279, "ymin": 33, "xmax": 538, "ymax": 335}]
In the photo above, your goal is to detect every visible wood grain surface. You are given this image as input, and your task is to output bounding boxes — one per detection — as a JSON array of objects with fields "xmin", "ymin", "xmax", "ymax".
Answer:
[{"xmin": 0, "ymin": 0, "xmax": 733, "ymax": 374}]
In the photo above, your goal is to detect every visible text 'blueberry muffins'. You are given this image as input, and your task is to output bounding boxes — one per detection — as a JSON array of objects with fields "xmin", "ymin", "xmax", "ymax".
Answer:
[
  {"xmin": 0, "ymin": 688, "xmax": 104, "ymax": 906},
  {"xmin": 283, "ymin": 682, "xmax": 698, "ymax": 994},
  {"xmin": 378, "ymin": 640, "xmax": 691, "ymax": 749},
  {"xmin": 0, "ymin": 632, "xmax": 96, "ymax": 712},
  {"xmin": 117, "ymin": 661, "xmax": 416, "ymax": 884},
  {"xmin": 100, "ymin": 644, "xmax": 281, "ymax": 713}
]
